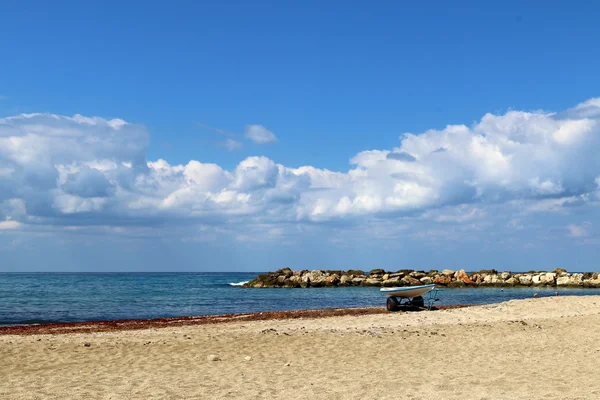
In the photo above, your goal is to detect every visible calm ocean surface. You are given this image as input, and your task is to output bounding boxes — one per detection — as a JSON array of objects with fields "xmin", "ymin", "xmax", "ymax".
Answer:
[{"xmin": 2, "ymin": 272, "xmax": 600, "ymax": 326}]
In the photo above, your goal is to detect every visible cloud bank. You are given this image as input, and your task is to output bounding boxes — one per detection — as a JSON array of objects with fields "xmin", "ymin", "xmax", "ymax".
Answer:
[{"xmin": 2, "ymin": 100, "xmax": 600, "ymax": 241}]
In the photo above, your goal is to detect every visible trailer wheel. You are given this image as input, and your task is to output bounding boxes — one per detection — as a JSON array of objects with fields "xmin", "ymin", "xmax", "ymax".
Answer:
[{"xmin": 386, "ymin": 296, "xmax": 399, "ymax": 312}]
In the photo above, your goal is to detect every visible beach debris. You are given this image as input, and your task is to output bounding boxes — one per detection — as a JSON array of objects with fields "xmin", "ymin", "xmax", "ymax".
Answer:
[
  {"xmin": 284, "ymin": 362, "xmax": 291, "ymax": 367},
  {"xmin": 206, "ymin": 354, "xmax": 221, "ymax": 361},
  {"xmin": 244, "ymin": 356, "xmax": 252, "ymax": 361},
  {"xmin": 83, "ymin": 342, "xmax": 91, "ymax": 347}
]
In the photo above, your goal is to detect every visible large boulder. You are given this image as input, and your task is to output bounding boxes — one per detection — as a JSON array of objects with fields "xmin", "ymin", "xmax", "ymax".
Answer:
[
  {"xmin": 456, "ymin": 269, "xmax": 474, "ymax": 284},
  {"xmin": 252, "ymin": 273, "xmax": 279, "ymax": 287},
  {"xmin": 369, "ymin": 269, "xmax": 386, "ymax": 275},
  {"xmin": 441, "ymin": 269, "xmax": 455, "ymax": 276},
  {"xmin": 553, "ymin": 268, "xmax": 568, "ymax": 276},
  {"xmin": 276, "ymin": 268, "xmax": 293, "ymax": 277},
  {"xmin": 556, "ymin": 274, "xmax": 583, "ymax": 286},
  {"xmin": 351, "ymin": 277, "xmax": 365, "ymax": 285},
  {"xmin": 483, "ymin": 274, "xmax": 501, "ymax": 285},
  {"xmin": 285, "ymin": 275, "xmax": 302, "ymax": 288},
  {"xmin": 584, "ymin": 277, "xmax": 600, "ymax": 288},
  {"xmin": 556, "ymin": 274, "xmax": 582, "ymax": 286},
  {"xmin": 362, "ymin": 278, "xmax": 383, "ymax": 287},
  {"xmin": 307, "ymin": 270, "xmax": 326, "ymax": 287},
  {"xmin": 339, "ymin": 275, "xmax": 353, "ymax": 286},
  {"xmin": 420, "ymin": 276, "xmax": 434, "ymax": 284},
  {"xmin": 324, "ymin": 274, "xmax": 340, "ymax": 286},
  {"xmin": 382, "ymin": 277, "xmax": 402, "ymax": 287},
  {"xmin": 556, "ymin": 276, "xmax": 570, "ymax": 286},
  {"xmin": 505, "ymin": 277, "xmax": 518, "ymax": 286},
  {"xmin": 401, "ymin": 276, "xmax": 422, "ymax": 286},
  {"xmin": 518, "ymin": 275, "xmax": 533, "ymax": 286},
  {"xmin": 540, "ymin": 273, "xmax": 556, "ymax": 286},
  {"xmin": 433, "ymin": 275, "xmax": 452, "ymax": 285},
  {"xmin": 570, "ymin": 273, "xmax": 584, "ymax": 286},
  {"xmin": 347, "ymin": 270, "xmax": 364, "ymax": 276}
]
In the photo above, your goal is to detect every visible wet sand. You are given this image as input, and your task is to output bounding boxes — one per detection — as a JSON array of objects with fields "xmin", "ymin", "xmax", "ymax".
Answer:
[{"xmin": 2, "ymin": 296, "xmax": 600, "ymax": 399}]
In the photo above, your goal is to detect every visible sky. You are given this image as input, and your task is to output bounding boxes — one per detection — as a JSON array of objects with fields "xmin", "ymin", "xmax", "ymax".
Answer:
[{"xmin": 1, "ymin": 1, "xmax": 600, "ymax": 272}]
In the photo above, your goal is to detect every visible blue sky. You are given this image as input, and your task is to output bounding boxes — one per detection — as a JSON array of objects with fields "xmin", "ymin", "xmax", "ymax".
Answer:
[{"xmin": 1, "ymin": 1, "xmax": 600, "ymax": 271}]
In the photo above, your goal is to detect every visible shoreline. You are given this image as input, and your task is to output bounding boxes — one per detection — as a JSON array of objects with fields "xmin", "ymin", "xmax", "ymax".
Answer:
[{"xmin": 0, "ymin": 304, "xmax": 471, "ymax": 336}]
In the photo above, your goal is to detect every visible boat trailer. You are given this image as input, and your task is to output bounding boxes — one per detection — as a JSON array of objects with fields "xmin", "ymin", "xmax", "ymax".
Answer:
[{"xmin": 385, "ymin": 287, "xmax": 442, "ymax": 312}]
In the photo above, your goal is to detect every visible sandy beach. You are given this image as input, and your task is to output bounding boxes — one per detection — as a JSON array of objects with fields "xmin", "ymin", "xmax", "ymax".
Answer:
[{"xmin": 2, "ymin": 296, "xmax": 600, "ymax": 400}]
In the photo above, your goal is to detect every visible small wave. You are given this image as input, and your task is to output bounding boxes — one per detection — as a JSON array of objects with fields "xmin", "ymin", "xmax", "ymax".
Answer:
[{"xmin": 229, "ymin": 280, "xmax": 249, "ymax": 287}]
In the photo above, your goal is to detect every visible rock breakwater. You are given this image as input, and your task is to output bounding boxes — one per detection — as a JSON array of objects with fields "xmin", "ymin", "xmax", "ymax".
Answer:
[{"xmin": 243, "ymin": 268, "xmax": 600, "ymax": 289}]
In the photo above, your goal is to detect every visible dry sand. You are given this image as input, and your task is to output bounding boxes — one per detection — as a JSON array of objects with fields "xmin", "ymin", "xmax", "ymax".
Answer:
[{"xmin": 2, "ymin": 296, "xmax": 600, "ymax": 399}]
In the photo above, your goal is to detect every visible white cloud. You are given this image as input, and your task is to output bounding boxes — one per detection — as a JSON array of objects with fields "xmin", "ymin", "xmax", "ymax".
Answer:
[
  {"xmin": 0, "ymin": 219, "xmax": 21, "ymax": 230},
  {"xmin": 244, "ymin": 124, "xmax": 278, "ymax": 144},
  {"xmin": 221, "ymin": 138, "xmax": 243, "ymax": 151},
  {"xmin": 567, "ymin": 223, "xmax": 591, "ymax": 237},
  {"xmin": 1, "ymin": 99, "xmax": 600, "ymax": 242}
]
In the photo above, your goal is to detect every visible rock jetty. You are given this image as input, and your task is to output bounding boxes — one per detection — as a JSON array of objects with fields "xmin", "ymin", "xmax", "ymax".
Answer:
[{"xmin": 243, "ymin": 268, "xmax": 600, "ymax": 289}]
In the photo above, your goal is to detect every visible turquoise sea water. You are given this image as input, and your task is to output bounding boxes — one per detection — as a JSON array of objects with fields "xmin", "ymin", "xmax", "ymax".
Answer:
[{"xmin": 2, "ymin": 272, "xmax": 600, "ymax": 326}]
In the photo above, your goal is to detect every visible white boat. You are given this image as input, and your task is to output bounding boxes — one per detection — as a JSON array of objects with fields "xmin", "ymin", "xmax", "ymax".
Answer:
[{"xmin": 380, "ymin": 284, "xmax": 435, "ymax": 298}]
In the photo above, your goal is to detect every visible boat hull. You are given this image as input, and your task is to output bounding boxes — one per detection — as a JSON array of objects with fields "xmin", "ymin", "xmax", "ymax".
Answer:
[{"xmin": 380, "ymin": 284, "xmax": 435, "ymax": 298}]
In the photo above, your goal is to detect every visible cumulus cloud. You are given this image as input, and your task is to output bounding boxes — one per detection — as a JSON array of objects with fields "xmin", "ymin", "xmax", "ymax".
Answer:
[
  {"xmin": 244, "ymin": 124, "xmax": 278, "ymax": 144},
  {"xmin": 2, "ymin": 99, "xmax": 600, "ymax": 241}
]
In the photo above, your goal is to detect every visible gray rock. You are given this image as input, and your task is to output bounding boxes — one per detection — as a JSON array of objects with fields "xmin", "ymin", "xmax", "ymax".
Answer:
[
  {"xmin": 505, "ymin": 277, "xmax": 518, "ymax": 286},
  {"xmin": 362, "ymin": 278, "xmax": 382, "ymax": 286},
  {"xmin": 351, "ymin": 277, "xmax": 365, "ymax": 285},
  {"xmin": 556, "ymin": 276, "xmax": 570, "ymax": 286},
  {"xmin": 518, "ymin": 275, "xmax": 533, "ymax": 286},
  {"xmin": 540, "ymin": 273, "xmax": 556, "ymax": 285},
  {"xmin": 420, "ymin": 276, "xmax": 434, "ymax": 284}
]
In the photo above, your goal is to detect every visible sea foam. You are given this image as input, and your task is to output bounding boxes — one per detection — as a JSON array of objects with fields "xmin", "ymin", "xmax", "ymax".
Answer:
[{"xmin": 229, "ymin": 280, "xmax": 249, "ymax": 287}]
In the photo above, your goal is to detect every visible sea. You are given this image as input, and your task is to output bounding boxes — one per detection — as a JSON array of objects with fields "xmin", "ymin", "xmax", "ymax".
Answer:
[{"xmin": 2, "ymin": 272, "xmax": 600, "ymax": 326}]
